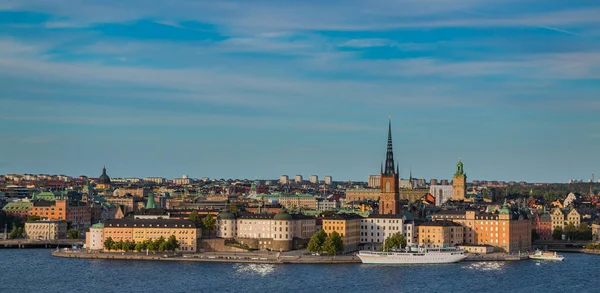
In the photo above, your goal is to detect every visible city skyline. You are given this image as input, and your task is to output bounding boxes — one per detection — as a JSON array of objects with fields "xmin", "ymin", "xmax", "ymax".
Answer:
[{"xmin": 1, "ymin": 1, "xmax": 599, "ymax": 182}]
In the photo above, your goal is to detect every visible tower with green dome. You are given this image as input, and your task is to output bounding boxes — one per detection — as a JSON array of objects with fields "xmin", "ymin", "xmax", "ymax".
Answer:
[{"xmin": 452, "ymin": 158, "xmax": 467, "ymax": 201}]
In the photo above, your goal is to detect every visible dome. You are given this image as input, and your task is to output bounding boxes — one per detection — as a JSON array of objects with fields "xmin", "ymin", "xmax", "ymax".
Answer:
[
  {"xmin": 217, "ymin": 210, "xmax": 236, "ymax": 220},
  {"xmin": 274, "ymin": 209, "xmax": 293, "ymax": 221},
  {"xmin": 499, "ymin": 199, "xmax": 511, "ymax": 215},
  {"xmin": 98, "ymin": 167, "xmax": 111, "ymax": 184}
]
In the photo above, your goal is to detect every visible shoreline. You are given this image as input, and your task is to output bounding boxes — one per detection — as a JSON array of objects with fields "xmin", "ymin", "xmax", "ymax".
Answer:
[{"xmin": 51, "ymin": 251, "xmax": 534, "ymax": 264}]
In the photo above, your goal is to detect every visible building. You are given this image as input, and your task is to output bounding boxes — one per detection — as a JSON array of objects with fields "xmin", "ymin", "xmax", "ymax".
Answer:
[
  {"xmin": 29, "ymin": 199, "xmax": 91, "ymax": 231},
  {"xmin": 278, "ymin": 194, "xmax": 318, "ymax": 210},
  {"xmin": 100, "ymin": 219, "xmax": 201, "ymax": 252},
  {"xmin": 322, "ymin": 213, "xmax": 362, "ymax": 252},
  {"xmin": 551, "ymin": 208, "xmax": 565, "ymax": 230},
  {"xmin": 432, "ymin": 202, "xmax": 532, "ymax": 253},
  {"xmin": 144, "ymin": 177, "xmax": 166, "ymax": 184},
  {"xmin": 324, "ymin": 176, "xmax": 333, "ymax": 185},
  {"xmin": 534, "ymin": 210, "xmax": 553, "ymax": 240},
  {"xmin": 368, "ymin": 175, "xmax": 381, "ymax": 188},
  {"xmin": 345, "ymin": 188, "xmax": 380, "ymax": 202},
  {"xmin": 2, "ymin": 200, "xmax": 31, "ymax": 219},
  {"xmin": 430, "ymin": 179, "xmax": 439, "ymax": 186},
  {"xmin": 458, "ymin": 244, "xmax": 494, "ymax": 254},
  {"xmin": 25, "ymin": 220, "xmax": 67, "ymax": 240},
  {"xmin": 379, "ymin": 119, "xmax": 400, "ymax": 215},
  {"xmin": 113, "ymin": 187, "xmax": 149, "ymax": 198},
  {"xmin": 316, "ymin": 199, "xmax": 339, "ymax": 211},
  {"xmin": 563, "ymin": 192, "xmax": 577, "ymax": 208},
  {"xmin": 96, "ymin": 167, "xmax": 111, "ymax": 190},
  {"xmin": 309, "ymin": 175, "xmax": 319, "ymax": 184},
  {"xmin": 417, "ymin": 221, "xmax": 464, "ymax": 248},
  {"xmin": 86, "ymin": 223, "xmax": 105, "ymax": 250},
  {"xmin": 294, "ymin": 175, "xmax": 303, "ymax": 183},
  {"xmin": 216, "ymin": 209, "xmax": 316, "ymax": 251},
  {"xmin": 452, "ymin": 159, "xmax": 466, "ymax": 201},
  {"xmin": 172, "ymin": 175, "xmax": 192, "ymax": 185},
  {"xmin": 279, "ymin": 175, "xmax": 289, "ymax": 185},
  {"xmin": 430, "ymin": 185, "xmax": 454, "ymax": 206},
  {"xmin": 360, "ymin": 212, "xmax": 414, "ymax": 250}
]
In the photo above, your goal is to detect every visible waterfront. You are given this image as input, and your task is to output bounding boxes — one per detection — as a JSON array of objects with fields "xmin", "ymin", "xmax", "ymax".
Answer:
[{"xmin": 2, "ymin": 250, "xmax": 599, "ymax": 293}]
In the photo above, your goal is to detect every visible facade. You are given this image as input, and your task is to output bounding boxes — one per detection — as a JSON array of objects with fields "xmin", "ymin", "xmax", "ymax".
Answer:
[
  {"xmin": 417, "ymin": 221, "xmax": 464, "ymax": 248},
  {"xmin": 316, "ymin": 199, "xmax": 339, "ymax": 211},
  {"xmin": 368, "ymin": 175, "xmax": 381, "ymax": 188},
  {"xmin": 101, "ymin": 219, "xmax": 201, "ymax": 252},
  {"xmin": 309, "ymin": 175, "xmax": 319, "ymax": 184},
  {"xmin": 216, "ymin": 210, "xmax": 316, "ymax": 251},
  {"xmin": 294, "ymin": 175, "xmax": 303, "ymax": 183},
  {"xmin": 144, "ymin": 177, "xmax": 166, "ymax": 184},
  {"xmin": 566, "ymin": 209, "xmax": 581, "ymax": 228},
  {"xmin": 360, "ymin": 213, "xmax": 414, "ymax": 250},
  {"xmin": 85, "ymin": 223, "xmax": 105, "ymax": 250},
  {"xmin": 563, "ymin": 192, "xmax": 577, "ymax": 208},
  {"xmin": 551, "ymin": 208, "xmax": 565, "ymax": 230},
  {"xmin": 29, "ymin": 200, "xmax": 90, "ymax": 231},
  {"xmin": 430, "ymin": 185, "xmax": 454, "ymax": 206},
  {"xmin": 452, "ymin": 159, "xmax": 466, "ymax": 201},
  {"xmin": 2, "ymin": 200, "xmax": 31, "ymax": 219},
  {"xmin": 324, "ymin": 176, "xmax": 333, "ymax": 185},
  {"xmin": 25, "ymin": 220, "xmax": 67, "ymax": 240},
  {"xmin": 458, "ymin": 244, "xmax": 495, "ymax": 254},
  {"xmin": 379, "ymin": 119, "xmax": 400, "ymax": 215},
  {"xmin": 113, "ymin": 187, "xmax": 148, "ymax": 198},
  {"xmin": 96, "ymin": 167, "xmax": 111, "ymax": 190},
  {"xmin": 278, "ymin": 195, "xmax": 318, "ymax": 210},
  {"xmin": 279, "ymin": 175, "xmax": 289, "ymax": 185},
  {"xmin": 346, "ymin": 188, "xmax": 380, "ymax": 202},
  {"xmin": 322, "ymin": 213, "xmax": 362, "ymax": 252},
  {"xmin": 432, "ymin": 202, "xmax": 532, "ymax": 253},
  {"xmin": 534, "ymin": 211, "xmax": 553, "ymax": 240}
]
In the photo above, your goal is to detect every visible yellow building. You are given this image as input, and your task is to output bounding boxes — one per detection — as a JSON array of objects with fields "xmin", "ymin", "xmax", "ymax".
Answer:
[
  {"xmin": 101, "ymin": 219, "xmax": 201, "ymax": 252},
  {"xmin": 417, "ymin": 221, "xmax": 464, "ymax": 248},
  {"xmin": 432, "ymin": 201, "xmax": 531, "ymax": 253},
  {"xmin": 96, "ymin": 167, "xmax": 112, "ymax": 190},
  {"xmin": 565, "ymin": 209, "xmax": 581, "ymax": 228},
  {"xmin": 452, "ymin": 159, "xmax": 466, "ymax": 201},
  {"xmin": 322, "ymin": 214, "xmax": 362, "ymax": 252},
  {"xmin": 25, "ymin": 220, "xmax": 67, "ymax": 240}
]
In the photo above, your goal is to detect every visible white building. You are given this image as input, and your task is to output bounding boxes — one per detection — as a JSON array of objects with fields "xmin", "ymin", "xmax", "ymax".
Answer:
[
  {"xmin": 279, "ymin": 175, "xmax": 289, "ymax": 185},
  {"xmin": 430, "ymin": 185, "xmax": 454, "ymax": 206},
  {"xmin": 316, "ymin": 199, "xmax": 339, "ymax": 211},
  {"xmin": 172, "ymin": 176, "xmax": 192, "ymax": 185},
  {"xmin": 25, "ymin": 220, "xmax": 67, "ymax": 240},
  {"xmin": 144, "ymin": 177, "xmax": 166, "ymax": 184},
  {"xmin": 324, "ymin": 176, "xmax": 333, "ymax": 185},
  {"xmin": 85, "ymin": 223, "xmax": 105, "ymax": 251},
  {"xmin": 563, "ymin": 192, "xmax": 577, "ymax": 208},
  {"xmin": 368, "ymin": 175, "xmax": 380, "ymax": 188},
  {"xmin": 309, "ymin": 175, "xmax": 319, "ymax": 184},
  {"xmin": 360, "ymin": 213, "xmax": 415, "ymax": 250},
  {"xmin": 294, "ymin": 175, "xmax": 303, "ymax": 183}
]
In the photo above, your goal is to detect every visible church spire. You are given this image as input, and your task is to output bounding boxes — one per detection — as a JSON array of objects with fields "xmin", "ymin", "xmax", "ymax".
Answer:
[{"xmin": 383, "ymin": 116, "xmax": 395, "ymax": 175}]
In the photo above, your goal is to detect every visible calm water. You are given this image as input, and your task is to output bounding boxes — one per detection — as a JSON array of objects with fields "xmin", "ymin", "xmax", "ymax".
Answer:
[{"xmin": 1, "ymin": 249, "xmax": 599, "ymax": 293}]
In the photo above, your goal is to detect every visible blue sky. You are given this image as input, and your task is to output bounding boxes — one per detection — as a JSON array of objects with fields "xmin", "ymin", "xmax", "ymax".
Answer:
[{"xmin": 0, "ymin": 0, "xmax": 599, "ymax": 183}]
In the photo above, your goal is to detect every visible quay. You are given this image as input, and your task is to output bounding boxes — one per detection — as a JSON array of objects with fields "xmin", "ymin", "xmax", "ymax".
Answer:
[{"xmin": 0, "ymin": 239, "xmax": 84, "ymax": 249}]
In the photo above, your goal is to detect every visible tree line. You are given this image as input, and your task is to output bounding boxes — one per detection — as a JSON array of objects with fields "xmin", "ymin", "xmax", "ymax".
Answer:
[{"xmin": 103, "ymin": 235, "xmax": 180, "ymax": 253}]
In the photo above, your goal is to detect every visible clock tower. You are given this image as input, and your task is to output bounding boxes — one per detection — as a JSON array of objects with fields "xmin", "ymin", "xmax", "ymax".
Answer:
[{"xmin": 379, "ymin": 118, "xmax": 400, "ymax": 215}]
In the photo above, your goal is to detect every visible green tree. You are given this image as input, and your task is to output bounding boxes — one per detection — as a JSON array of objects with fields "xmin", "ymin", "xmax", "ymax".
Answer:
[
  {"xmin": 153, "ymin": 236, "xmax": 166, "ymax": 252},
  {"xmin": 531, "ymin": 229, "xmax": 540, "ymax": 242},
  {"xmin": 135, "ymin": 242, "xmax": 144, "ymax": 252},
  {"xmin": 307, "ymin": 230, "xmax": 327, "ymax": 253},
  {"xmin": 203, "ymin": 214, "xmax": 216, "ymax": 238},
  {"xmin": 147, "ymin": 239, "xmax": 158, "ymax": 252},
  {"xmin": 383, "ymin": 232, "xmax": 407, "ymax": 252},
  {"xmin": 166, "ymin": 235, "xmax": 179, "ymax": 251},
  {"xmin": 565, "ymin": 223, "xmax": 577, "ymax": 239},
  {"xmin": 188, "ymin": 210, "xmax": 200, "ymax": 223},
  {"xmin": 111, "ymin": 242, "xmax": 121, "ymax": 251},
  {"xmin": 576, "ymin": 223, "xmax": 592, "ymax": 241},
  {"xmin": 104, "ymin": 237, "xmax": 114, "ymax": 251},
  {"xmin": 159, "ymin": 241, "xmax": 168, "ymax": 252},
  {"xmin": 26, "ymin": 215, "xmax": 41, "ymax": 222},
  {"xmin": 322, "ymin": 231, "xmax": 344, "ymax": 255},
  {"xmin": 121, "ymin": 240, "xmax": 131, "ymax": 252},
  {"xmin": 8, "ymin": 227, "xmax": 20, "ymax": 239},
  {"xmin": 67, "ymin": 229, "xmax": 80, "ymax": 239},
  {"xmin": 552, "ymin": 227, "xmax": 563, "ymax": 240}
]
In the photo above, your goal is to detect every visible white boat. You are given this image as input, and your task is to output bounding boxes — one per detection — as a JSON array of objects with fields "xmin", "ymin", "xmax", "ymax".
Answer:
[
  {"xmin": 529, "ymin": 250, "xmax": 564, "ymax": 261},
  {"xmin": 357, "ymin": 246, "xmax": 467, "ymax": 264}
]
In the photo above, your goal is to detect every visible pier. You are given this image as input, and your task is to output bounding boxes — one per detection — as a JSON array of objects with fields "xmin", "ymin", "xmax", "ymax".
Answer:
[{"xmin": 0, "ymin": 239, "xmax": 84, "ymax": 249}]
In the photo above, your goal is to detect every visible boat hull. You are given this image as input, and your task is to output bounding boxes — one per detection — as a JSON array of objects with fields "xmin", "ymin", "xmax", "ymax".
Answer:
[
  {"xmin": 358, "ymin": 251, "xmax": 467, "ymax": 264},
  {"xmin": 529, "ymin": 256, "xmax": 564, "ymax": 261}
]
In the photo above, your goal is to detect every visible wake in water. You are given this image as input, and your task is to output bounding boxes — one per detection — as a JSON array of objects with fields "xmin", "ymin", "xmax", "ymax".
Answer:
[
  {"xmin": 462, "ymin": 262, "xmax": 506, "ymax": 271},
  {"xmin": 233, "ymin": 263, "xmax": 276, "ymax": 276}
]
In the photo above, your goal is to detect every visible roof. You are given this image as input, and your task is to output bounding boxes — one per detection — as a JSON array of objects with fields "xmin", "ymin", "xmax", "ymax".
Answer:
[
  {"xmin": 134, "ymin": 208, "xmax": 168, "ymax": 216},
  {"xmin": 105, "ymin": 219, "xmax": 198, "ymax": 228},
  {"xmin": 367, "ymin": 210, "xmax": 414, "ymax": 221},
  {"xmin": 274, "ymin": 210, "xmax": 293, "ymax": 221},
  {"xmin": 2, "ymin": 201, "xmax": 31, "ymax": 211},
  {"xmin": 324, "ymin": 213, "xmax": 364, "ymax": 220},
  {"xmin": 91, "ymin": 223, "xmax": 105, "ymax": 229},
  {"xmin": 217, "ymin": 210, "xmax": 236, "ymax": 220},
  {"xmin": 417, "ymin": 220, "xmax": 462, "ymax": 227}
]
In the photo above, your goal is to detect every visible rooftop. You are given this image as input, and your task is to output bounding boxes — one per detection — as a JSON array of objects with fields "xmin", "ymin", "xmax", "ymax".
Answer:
[{"xmin": 105, "ymin": 219, "xmax": 198, "ymax": 228}]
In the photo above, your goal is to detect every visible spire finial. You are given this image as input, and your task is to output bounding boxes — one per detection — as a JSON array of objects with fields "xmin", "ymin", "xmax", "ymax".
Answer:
[{"xmin": 383, "ymin": 117, "xmax": 395, "ymax": 176}]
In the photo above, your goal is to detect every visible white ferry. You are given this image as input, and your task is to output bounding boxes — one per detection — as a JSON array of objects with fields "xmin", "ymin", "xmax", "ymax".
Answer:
[
  {"xmin": 529, "ymin": 250, "xmax": 564, "ymax": 261},
  {"xmin": 357, "ymin": 246, "xmax": 467, "ymax": 264}
]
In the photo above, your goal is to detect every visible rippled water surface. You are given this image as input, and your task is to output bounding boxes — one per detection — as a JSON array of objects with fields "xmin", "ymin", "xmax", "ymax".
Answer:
[{"xmin": 1, "ymin": 249, "xmax": 599, "ymax": 293}]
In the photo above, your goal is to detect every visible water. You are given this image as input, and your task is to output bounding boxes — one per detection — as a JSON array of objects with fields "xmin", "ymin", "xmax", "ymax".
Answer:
[{"xmin": 1, "ymin": 250, "xmax": 599, "ymax": 293}]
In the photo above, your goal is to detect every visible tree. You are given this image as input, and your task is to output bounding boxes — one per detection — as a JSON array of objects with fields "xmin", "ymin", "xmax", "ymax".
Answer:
[
  {"xmin": 383, "ymin": 232, "xmax": 407, "ymax": 252},
  {"xmin": 147, "ymin": 240, "xmax": 158, "ymax": 252},
  {"xmin": 104, "ymin": 237, "xmax": 114, "ymax": 251},
  {"xmin": 166, "ymin": 235, "xmax": 179, "ymax": 251},
  {"xmin": 322, "ymin": 231, "xmax": 344, "ymax": 255},
  {"xmin": 135, "ymin": 242, "xmax": 144, "ymax": 252},
  {"xmin": 203, "ymin": 215, "xmax": 216, "ymax": 238},
  {"xmin": 188, "ymin": 210, "xmax": 200, "ymax": 223},
  {"xmin": 153, "ymin": 236, "xmax": 166, "ymax": 252},
  {"xmin": 552, "ymin": 227, "xmax": 563, "ymax": 240},
  {"xmin": 576, "ymin": 223, "xmax": 592, "ymax": 241},
  {"xmin": 26, "ymin": 215, "xmax": 41, "ymax": 222},
  {"xmin": 67, "ymin": 229, "xmax": 80, "ymax": 239},
  {"xmin": 565, "ymin": 223, "xmax": 577, "ymax": 239},
  {"xmin": 111, "ymin": 242, "xmax": 121, "ymax": 251},
  {"xmin": 307, "ymin": 230, "xmax": 327, "ymax": 253},
  {"xmin": 159, "ymin": 242, "xmax": 168, "ymax": 252},
  {"xmin": 531, "ymin": 229, "xmax": 540, "ymax": 242}
]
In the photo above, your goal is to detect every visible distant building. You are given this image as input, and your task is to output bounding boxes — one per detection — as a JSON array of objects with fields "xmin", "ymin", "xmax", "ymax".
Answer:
[
  {"xmin": 85, "ymin": 223, "xmax": 105, "ymax": 251},
  {"xmin": 430, "ymin": 185, "xmax": 454, "ymax": 206},
  {"xmin": 322, "ymin": 213, "xmax": 362, "ymax": 252},
  {"xmin": 25, "ymin": 220, "xmax": 67, "ymax": 240},
  {"xmin": 96, "ymin": 167, "xmax": 111, "ymax": 190},
  {"xmin": 360, "ymin": 212, "xmax": 415, "ymax": 250},
  {"xmin": 452, "ymin": 159, "xmax": 466, "ymax": 200},
  {"xmin": 345, "ymin": 188, "xmax": 380, "ymax": 202},
  {"xmin": 324, "ymin": 176, "xmax": 333, "ymax": 185},
  {"xmin": 309, "ymin": 175, "xmax": 319, "ymax": 184},
  {"xmin": 417, "ymin": 221, "xmax": 464, "ymax": 248},
  {"xmin": 294, "ymin": 175, "xmax": 303, "ymax": 183},
  {"xmin": 144, "ymin": 177, "xmax": 166, "ymax": 184},
  {"xmin": 368, "ymin": 175, "xmax": 380, "ymax": 188},
  {"xmin": 430, "ymin": 179, "xmax": 438, "ymax": 186},
  {"xmin": 172, "ymin": 175, "xmax": 192, "ymax": 185},
  {"xmin": 113, "ymin": 187, "xmax": 149, "ymax": 198},
  {"xmin": 279, "ymin": 175, "xmax": 289, "ymax": 185},
  {"xmin": 534, "ymin": 210, "xmax": 552, "ymax": 240}
]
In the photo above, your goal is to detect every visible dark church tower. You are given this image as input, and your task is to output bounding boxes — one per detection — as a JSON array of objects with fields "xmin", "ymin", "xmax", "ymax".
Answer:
[{"xmin": 379, "ymin": 118, "xmax": 400, "ymax": 215}]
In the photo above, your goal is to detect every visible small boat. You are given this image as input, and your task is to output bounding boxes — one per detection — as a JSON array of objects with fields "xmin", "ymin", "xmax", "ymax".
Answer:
[
  {"xmin": 529, "ymin": 250, "xmax": 564, "ymax": 261},
  {"xmin": 357, "ymin": 246, "xmax": 467, "ymax": 264}
]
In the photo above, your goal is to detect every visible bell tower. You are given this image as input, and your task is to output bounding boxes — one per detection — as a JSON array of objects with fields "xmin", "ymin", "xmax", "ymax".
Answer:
[
  {"xmin": 380, "ymin": 118, "xmax": 400, "ymax": 215},
  {"xmin": 452, "ymin": 158, "xmax": 466, "ymax": 201}
]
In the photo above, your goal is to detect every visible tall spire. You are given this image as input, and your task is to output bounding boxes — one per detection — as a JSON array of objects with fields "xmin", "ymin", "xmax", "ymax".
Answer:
[{"xmin": 383, "ymin": 116, "xmax": 395, "ymax": 175}]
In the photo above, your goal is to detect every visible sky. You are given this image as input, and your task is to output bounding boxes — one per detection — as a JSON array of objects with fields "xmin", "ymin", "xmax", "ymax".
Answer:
[{"xmin": 0, "ymin": 0, "xmax": 599, "ymax": 183}]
